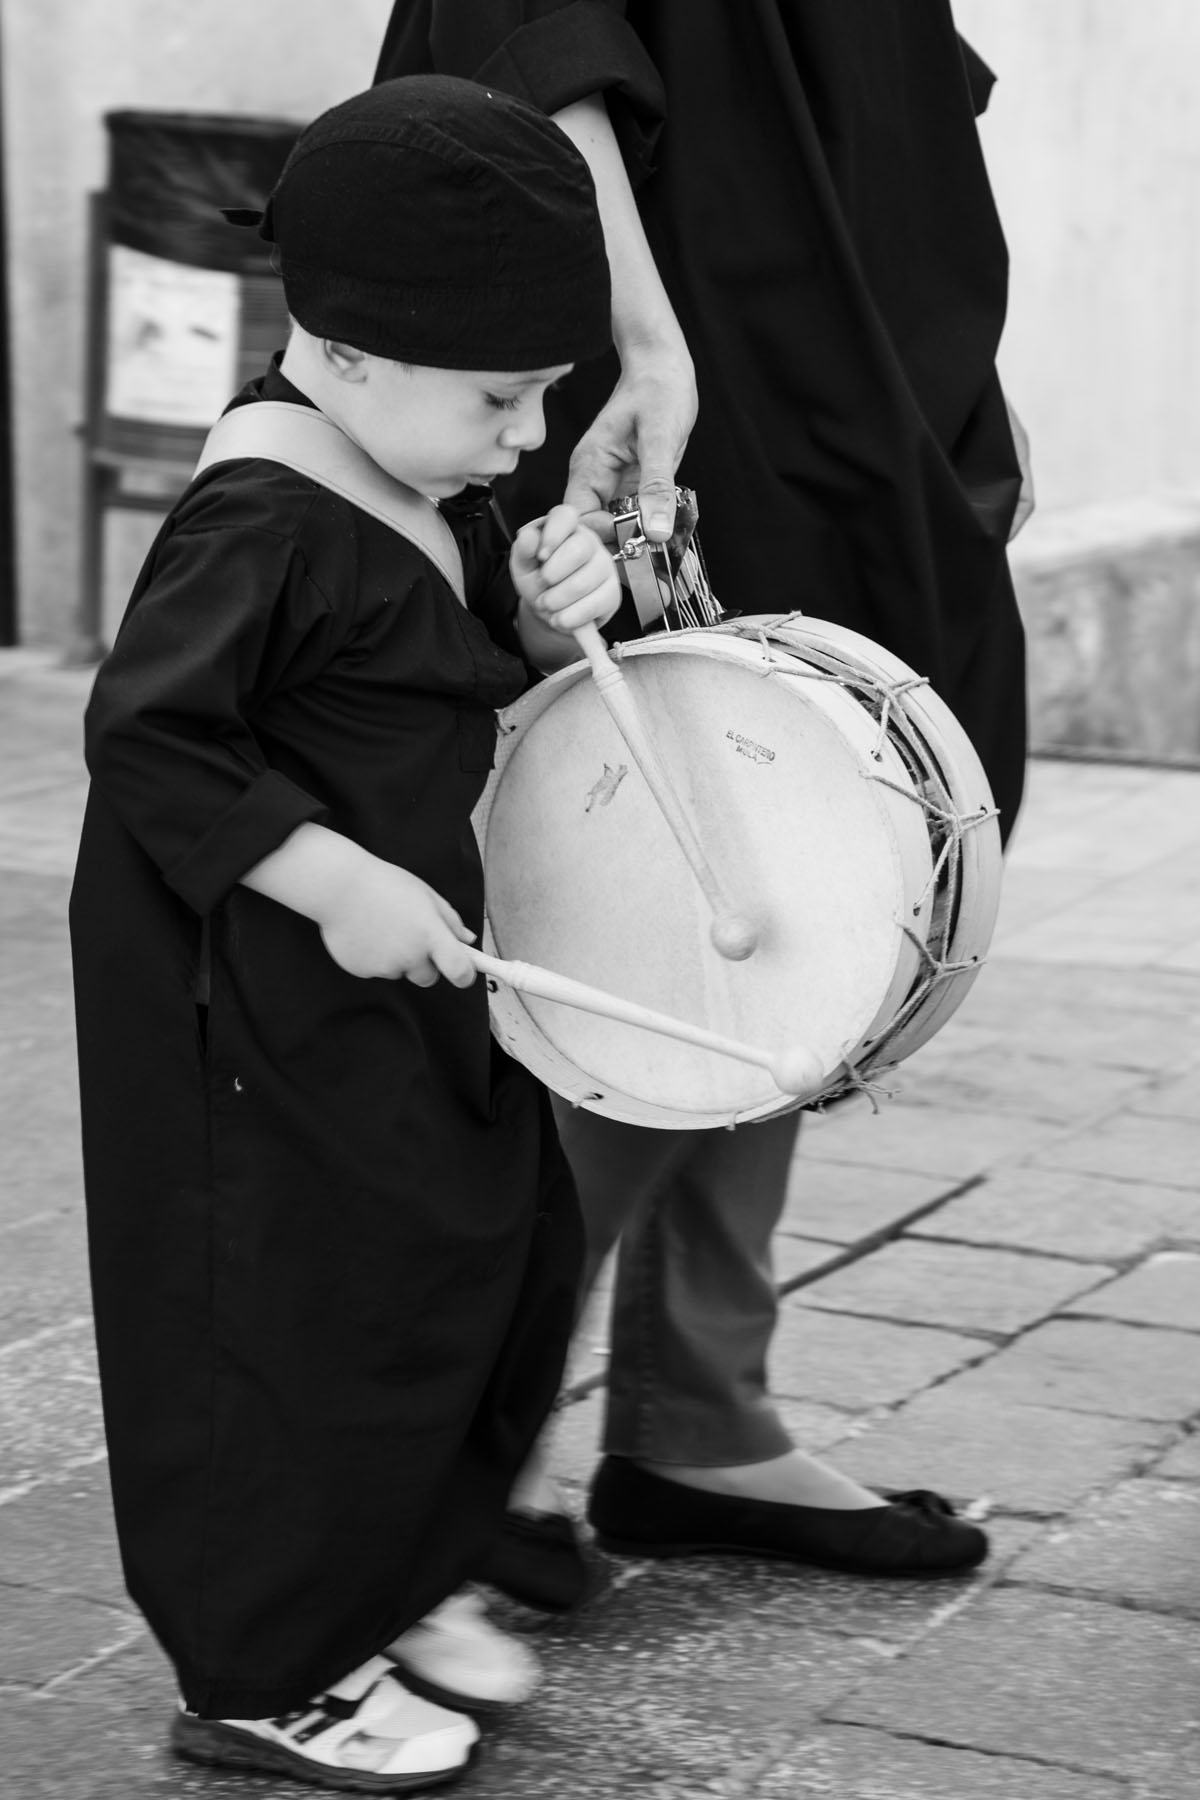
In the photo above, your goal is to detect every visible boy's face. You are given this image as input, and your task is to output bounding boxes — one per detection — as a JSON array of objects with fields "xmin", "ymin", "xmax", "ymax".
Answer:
[{"xmin": 344, "ymin": 358, "xmax": 573, "ymax": 497}]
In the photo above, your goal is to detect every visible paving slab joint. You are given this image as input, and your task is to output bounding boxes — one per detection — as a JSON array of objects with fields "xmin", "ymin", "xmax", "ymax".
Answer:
[
  {"xmin": 920, "ymin": 1226, "xmax": 1200, "ymax": 1272},
  {"xmin": 999, "ymin": 1571, "xmax": 1200, "ymax": 1622},
  {"xmin": 0, "ymin": 1448, "xmax": 111, "ymax": 1511},
  {"xmin": 813, "ymin": 1575, "xmax": 999, "ymax": 1714},
  {"xmin": 1058, "ymin": 1309, "xmax": 1200, "ymax": 1350},
  {"xmin": 827, "ymin": 1721, "xmax": 1137, "ymax": 1787},
  {"xmin": 799, "ymin": 1301, "xmax": 1011, "ymax": 1343},
  {"xmin": 774, "ymin": 1174, "xmax": 990, "ymax": 1301},
  {"xmin": 1150, "ymin": 1428, "xmax": 1200, "ymax": 1478},
  {"xmin": 30, "ymin": 1614, "xmax": 147, "ymax": 1697},
  {"xmin": 560, "ymin": 1179, "xmax": 990, "ymax": 1406}
]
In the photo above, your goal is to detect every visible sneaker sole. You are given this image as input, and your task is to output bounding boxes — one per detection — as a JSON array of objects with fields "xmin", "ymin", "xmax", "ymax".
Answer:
[
  {"xmin": 387, "ymin": 1660, "xmax": 532, "ymax": 1721},
  {"xmin": 171, "ymin": 1712, "xmax": 474, "ymax": 1793}
]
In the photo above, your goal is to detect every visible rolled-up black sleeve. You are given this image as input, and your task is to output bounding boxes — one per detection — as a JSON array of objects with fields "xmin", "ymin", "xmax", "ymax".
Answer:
[
  {"xmin": 376, "ymin": 0, "xmax": 667, "ymax": 184},
  {"xmin": 84, "ymin": 519, "xmax": 335, "ymax": 914},
  {"xmin": 163, "ymin": 770, "xmax": 327, "ymax": 916}
]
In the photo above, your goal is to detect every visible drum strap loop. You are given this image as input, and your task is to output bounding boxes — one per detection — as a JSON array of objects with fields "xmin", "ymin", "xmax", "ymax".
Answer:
[{"xmin": 192, "ymin": 401, "xmax": 467, "ymax": 606}]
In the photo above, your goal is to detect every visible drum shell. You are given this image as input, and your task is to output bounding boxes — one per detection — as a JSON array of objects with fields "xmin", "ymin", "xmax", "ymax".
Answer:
[{"xmin": 757, "ymin": 617, "xmax": 1002, "ymax": 1068}]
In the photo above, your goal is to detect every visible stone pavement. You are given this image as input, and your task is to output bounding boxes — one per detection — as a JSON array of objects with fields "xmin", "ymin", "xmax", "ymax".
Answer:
[{"xmin": 2, "ymin": 646, "xmax": 1199, "ymax": 1799}]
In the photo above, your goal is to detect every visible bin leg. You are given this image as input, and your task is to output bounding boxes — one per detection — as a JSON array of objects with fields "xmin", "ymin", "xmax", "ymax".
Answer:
[{"xmin": 62, "ymin": 453, "xmax": 110, "ymax": 667}]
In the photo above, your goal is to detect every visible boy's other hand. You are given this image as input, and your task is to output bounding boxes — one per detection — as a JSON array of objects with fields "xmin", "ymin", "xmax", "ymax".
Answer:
[
  {"xmin": 510, "ymin": 505, "xmax": 621, "ymax": 638},
  {"xmin": 319, "ymin": 862, "xmax": 477, "ymax": 988}
]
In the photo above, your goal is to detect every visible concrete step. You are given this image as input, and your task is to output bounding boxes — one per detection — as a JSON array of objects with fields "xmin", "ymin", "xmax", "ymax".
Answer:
[{"xmin": 1012, "ymin": 492, "xmax": 1200, "ymax": 766}]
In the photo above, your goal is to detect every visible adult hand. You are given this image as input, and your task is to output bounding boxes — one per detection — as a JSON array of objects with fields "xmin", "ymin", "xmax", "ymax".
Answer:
[
  {"xmin": 563, "ymin": 348, "xmax": 698, "ymax": 545},
  {"xmin": 1005, "ymin": 396, "xmax": 1035, "ymax": 540}
]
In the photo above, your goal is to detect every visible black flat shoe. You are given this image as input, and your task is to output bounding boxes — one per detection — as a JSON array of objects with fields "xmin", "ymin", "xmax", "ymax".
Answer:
[
  {"xmin": 587, "ymin": 1457, "xmax": 988, "ymax": 1578},
  {"xmin": 479, "ymin": 1508, "xmax": 591, "ymax": 1613}
]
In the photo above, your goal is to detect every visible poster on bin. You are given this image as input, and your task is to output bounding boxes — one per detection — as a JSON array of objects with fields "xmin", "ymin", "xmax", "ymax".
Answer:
[{"xmin": 105, "ymin": 244, "xmax": 239, "ymax": 427}]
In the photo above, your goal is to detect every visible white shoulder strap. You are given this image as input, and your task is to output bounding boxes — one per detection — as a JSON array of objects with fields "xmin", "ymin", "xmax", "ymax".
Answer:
[{"xmin": 193, "ymin": 400, "xmax": 467, "ymax": 606}]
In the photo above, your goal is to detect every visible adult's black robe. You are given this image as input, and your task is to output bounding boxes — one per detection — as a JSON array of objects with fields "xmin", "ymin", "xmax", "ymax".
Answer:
[
  {"xmin": 69, "ymin": 363, "xmax": 581, "ymax": 1718},
  {"xmin": 377, "ymin": 0, "xmax": 1028, "ymax": 837}
]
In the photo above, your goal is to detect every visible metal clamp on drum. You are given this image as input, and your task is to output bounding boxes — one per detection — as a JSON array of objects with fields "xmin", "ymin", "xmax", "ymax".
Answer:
[{"xmin": 610, "ymin": 487, "xmax": 725, "ymax": 632}]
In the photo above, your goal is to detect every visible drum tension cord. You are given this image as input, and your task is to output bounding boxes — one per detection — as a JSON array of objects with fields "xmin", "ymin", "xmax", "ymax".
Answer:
[{"xmin": 741, "ymin": 623, "xmax": 999, "ymax": 1117}]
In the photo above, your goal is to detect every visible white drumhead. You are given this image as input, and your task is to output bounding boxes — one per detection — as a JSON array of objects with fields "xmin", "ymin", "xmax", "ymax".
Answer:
[{"xmin": 476, "ymin": 630, "xmax": 936, "ymax": 1127}]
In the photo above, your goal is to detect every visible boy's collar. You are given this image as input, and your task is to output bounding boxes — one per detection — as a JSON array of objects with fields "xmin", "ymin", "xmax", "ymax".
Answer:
[
  {"xmin": 260, "ymin": 353, "xmax": 314, "ymax": 411},
  {"xmin": 441, "ymin": 482, "xmax": 496, "ymax": 523},
  {"xmin": 252, "ymin": 357, "xmax": 494, "ymax": 519}
]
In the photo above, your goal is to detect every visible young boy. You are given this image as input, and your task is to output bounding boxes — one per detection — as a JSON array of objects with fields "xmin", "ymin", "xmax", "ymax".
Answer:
[{"xmin": 69, "ymin": 75, "xmax": 619, "ymax": 1792}]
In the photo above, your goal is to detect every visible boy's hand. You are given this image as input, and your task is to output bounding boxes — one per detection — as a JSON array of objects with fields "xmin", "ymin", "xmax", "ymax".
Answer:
[
  {"xmin": 511, "ymin": 504, "xmax": 621, "ymax": 638},
  {"xmin": 318, "ymin": 861, "xmax": 477, "ymax": 987},
  {"xmin": 241, "ymin": 823, "xmax": 477, "ymax": 987}
]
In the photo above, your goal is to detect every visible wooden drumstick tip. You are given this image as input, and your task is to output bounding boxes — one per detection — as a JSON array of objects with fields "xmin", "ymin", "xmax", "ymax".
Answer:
[
  {"xmin": 710, "ymin": 913, "xmax": 759, "ymax": 961},
  {"xmin": 771, "ymin": 1046, "xmax": 825, "ymax": 1096}
]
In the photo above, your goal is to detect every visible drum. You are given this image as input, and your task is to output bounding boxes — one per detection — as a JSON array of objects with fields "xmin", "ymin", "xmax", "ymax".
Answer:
[{"xmin": 474, "ymin": 613, "xmax": 1002, "ymax": 1129}]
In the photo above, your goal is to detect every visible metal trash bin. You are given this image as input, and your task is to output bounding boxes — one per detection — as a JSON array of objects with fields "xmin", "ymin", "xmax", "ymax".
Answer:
[{"xmin": 72, "ymin": 110, "xmax": 300, "ymax": 659}]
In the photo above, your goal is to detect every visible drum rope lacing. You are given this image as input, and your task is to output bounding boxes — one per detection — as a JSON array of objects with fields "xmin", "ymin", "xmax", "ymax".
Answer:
[{"xmin": 734, "ymin": 623, "xmax": 998, "ymax": 1116}]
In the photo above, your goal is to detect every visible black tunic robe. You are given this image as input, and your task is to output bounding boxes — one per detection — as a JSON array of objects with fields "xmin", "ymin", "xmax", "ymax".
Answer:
[
  {"xmin": 69, "ymin": 364, "xmax": 581, "ymax": 1718},
  {"xmin": 377, "ymin": 0, "xmax": 1028, "ymax": 837}
]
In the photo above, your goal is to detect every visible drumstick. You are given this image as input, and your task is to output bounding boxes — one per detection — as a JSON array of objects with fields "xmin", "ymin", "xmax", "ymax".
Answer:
[
  {"xmin": 467, "ymin": 947, "xmax": 823, "ymax": 1096},
  {"xmin": 572, "ymin": 621, "xmax": 759, "ymax": 961}
]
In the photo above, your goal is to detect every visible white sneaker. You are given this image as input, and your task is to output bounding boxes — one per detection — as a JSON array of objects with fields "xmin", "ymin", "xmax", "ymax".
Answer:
[
  {"xmin": 171, "ymin": 1654, "xmax": 477, "ymax": 1790},
  {"xmin": 387, "ymin": 1588, "xmax": 541, "ymax": 1712}
]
